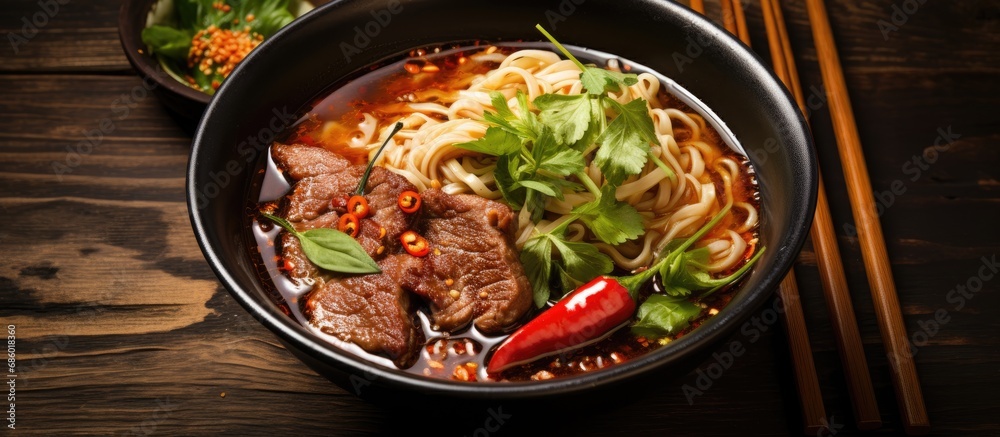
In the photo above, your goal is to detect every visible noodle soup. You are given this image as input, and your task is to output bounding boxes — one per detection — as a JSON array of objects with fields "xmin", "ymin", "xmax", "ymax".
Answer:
[{"xmin": 250, "ymin": 42, "xmax": 760, "ymax": 382}]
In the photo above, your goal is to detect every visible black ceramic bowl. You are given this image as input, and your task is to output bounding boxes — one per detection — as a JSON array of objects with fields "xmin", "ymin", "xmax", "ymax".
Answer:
[{"xmin": 188, "ymin": 0, "xmax": 816, "ymax": 401}]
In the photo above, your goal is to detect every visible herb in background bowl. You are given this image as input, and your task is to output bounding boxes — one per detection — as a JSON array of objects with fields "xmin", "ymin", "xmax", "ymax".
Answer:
[{"xmin": 141, "ymin": 0, "xmax": 313, "ymax": 95}]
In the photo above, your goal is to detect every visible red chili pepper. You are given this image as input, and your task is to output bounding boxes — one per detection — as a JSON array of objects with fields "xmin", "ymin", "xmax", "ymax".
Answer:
[
  {"xmin": 338, "ymin": 213, "xmax": 360, "ymax": 237},
  {"xmin": 485, "ymin": 276, "xmax": 636, "ymax": 373},
  {"xmin": 487, "ymin": 202, "xmax": 741, "ymax": 374},
  {"xmin": 340, "ymin": 122, "xmax": 403, "ymax": 222},
  {"xmin": 400, "ymin": 230, "xmax": 430, "ymax": 257},
  {"xmin": 347, "ymin": 195, "xmax": 370, "ymax": 219},
  {"xmin": 397, "ymin": 190, "xmax": 421, "ymax": 213},
  {"xmin": 486, "ymin": 261, "xmax": 667, "ymax": 374}
]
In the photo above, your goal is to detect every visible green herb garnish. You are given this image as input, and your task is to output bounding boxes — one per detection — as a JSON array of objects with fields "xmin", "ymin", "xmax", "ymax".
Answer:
[
  {"xmin": 631, "ymin": 294, "xmax": 702, "ymax": 339},
  {"xmin": 625, "ymin": 199, "xmax": 766, "ymax": 338},
  {"xmin": 142, "ymin": 0, "xmax": 304, "ymax": 94},
  {"xmin": 536, "ymin": 24, "xmax": 669, "ymax": 185},
  {"xmin": 261, "ymin": 212, "xmax": 380, "ymax": 274},
  {"xmin": 520, "ymin": 224, "xmax": 615, "ymax": 307},
  {"xmin": 458, "ymin": 26, "xmax": 687, "ymax": 305},
  {"xmin": 462, "ymin": 26, "xmax": 746, "ymax": 308},
  {"xmin": 653, "ymin": 199, "xmax": 765, "ymax": 297},
  {"xmin": 571, "ymin": 185, "xmax": 645, "ymax": 245}
]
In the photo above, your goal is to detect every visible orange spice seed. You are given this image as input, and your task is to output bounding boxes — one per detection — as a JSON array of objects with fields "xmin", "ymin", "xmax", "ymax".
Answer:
[{"xmin": 186, "ymin": 24, "xmax": 263, "ymax": 88}]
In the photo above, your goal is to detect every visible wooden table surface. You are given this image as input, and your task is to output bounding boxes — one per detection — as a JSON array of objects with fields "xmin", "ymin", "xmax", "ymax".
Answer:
[{"xmin": 2, "ymin": 0, "xmax": 998, "ymax": 435}]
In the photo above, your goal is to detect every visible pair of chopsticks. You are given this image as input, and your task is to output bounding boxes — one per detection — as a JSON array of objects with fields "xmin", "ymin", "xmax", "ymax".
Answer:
[
  {"xmin": 692, "ymin": 1, "xmax": 827, "ymax": 432},
  {"xmin": 691, "ymin": 0, "xmax": 930, "ymax": 434}
]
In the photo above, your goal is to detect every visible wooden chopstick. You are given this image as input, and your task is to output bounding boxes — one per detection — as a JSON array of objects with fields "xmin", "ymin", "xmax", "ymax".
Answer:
[
  {"xmin": 720, "ymin": 0, "xmax": 738, "ymax": 35},
  {"xmin": 721, "ymin": 1, "xmax": 827, "ymax": 433},
  {"xmin": 762, "ymin": 0, "xmax": 882, "ymax": 430},
  {"xmin": 732, "ymin": 0, "xmax": 751, "ymax": 45},
  {"xmin": 804, "ymin": 0, "xmax": 931, "ymax": 434},
  {"xmin": 689, "ymin": 0, "xmax": 705, "ymax": 14},
  {"xmin": 775, "ymin": 272, "xmax": 828, "ymax": 434}
]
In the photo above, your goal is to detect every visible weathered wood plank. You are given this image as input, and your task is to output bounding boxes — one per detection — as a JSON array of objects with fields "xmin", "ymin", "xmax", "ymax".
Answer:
[{"xmin": 1, "ymin": 0, "xmax": 130, "ymax": 72}]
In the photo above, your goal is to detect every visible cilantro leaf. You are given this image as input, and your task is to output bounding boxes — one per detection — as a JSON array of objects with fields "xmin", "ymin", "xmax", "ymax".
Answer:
[
  {"xmin": 534, "ymin": 93, "xmax": 597, "ymax": 145},
  {"xmin": 493, "ymin": 127, "xmax": 583, "ymax": 204},
  {"xmin": 572, "ymin": 95, "xmax": 606, "ymax": 151},
  {"xmin": 531, "ymin": 127, "xmax": 586, "ymax": 176},
  {"xmin": 515, "ymin": 179, "xmax": 560, "ymax": 198},
  {"xmin": 484, "ymin": 91, "xmax": 540, "ymax": 141},
  {"xmin": 594, "ymin": 98, "xmax": 657, "ymax": 185},
  {"xmin": 541, "ymin": 148, "xmax": 586, "ymax": 176},
  {"xmin": 494, "ymin": 153, "xmax": 525, "ymax": 208},
  {"xmin": 667, "ymin": 246, "xmax": 767, "ymax": 297},
  {"xmin": 631, "ymin": 294, "xmax": 701, "ymax": 339},
  {"xmin": 580, "ymin": 67, "xmax": 639, "ymax": 95},
  {"xmin": 657, "ymin": 245, "xmax": 709, "ymax": 297},
  {"xmin": 572, "ymin": 185, "xmax": 645, "ymax": 245},
  {"xmin": 521, "ymin": 235, "xmax": 554, "ymax": 307},
  {"xmin": 549, "ymin": 236, "xmax": 614, "ymax": 291},
  {"xmin": 651, "ymin": 201, "xmax": 767, "ymax": 298},
  {"xmin": 524, "ymin": 189, "xmax": 549, "ymax": 223},
  {"xmin": 608, "ymin": 98, "xmax": 657, "ymax": 143},
  {"xmin": 515, "ymin": 91, "xmax": 541, "ymax": 137},
  {"xmin": 535, "ymin": 24, "xmax": 639, "ymax": 95},
  {"xmin": 455, "ymin": 127, "xmax": 522, "ymax": 156},
  {"xmin": 521, "ymin": 231, "xmax": 615, "ymax": 306}
]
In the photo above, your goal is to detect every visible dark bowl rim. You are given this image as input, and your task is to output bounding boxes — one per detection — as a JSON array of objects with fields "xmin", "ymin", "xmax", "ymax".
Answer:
[{"xmin": 187, "ymin": 0, "xmax": 817, "ymax": 398}]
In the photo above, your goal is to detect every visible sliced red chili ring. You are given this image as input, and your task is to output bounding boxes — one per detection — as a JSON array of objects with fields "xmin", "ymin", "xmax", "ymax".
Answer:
[
  {"xmin": 347, "ymin": 195, "xmax": 370, "ymax": 219},
  {"xmin": 338, "ymin": 213, "xmax": 360, "ymax": 237},
  {"xmin": 398, "ymin": 190, "xmax": 422, "ymax": 213},
  {"xmin": 400, "ymin": 230, "xmax": 430, "ymax": 257}
]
